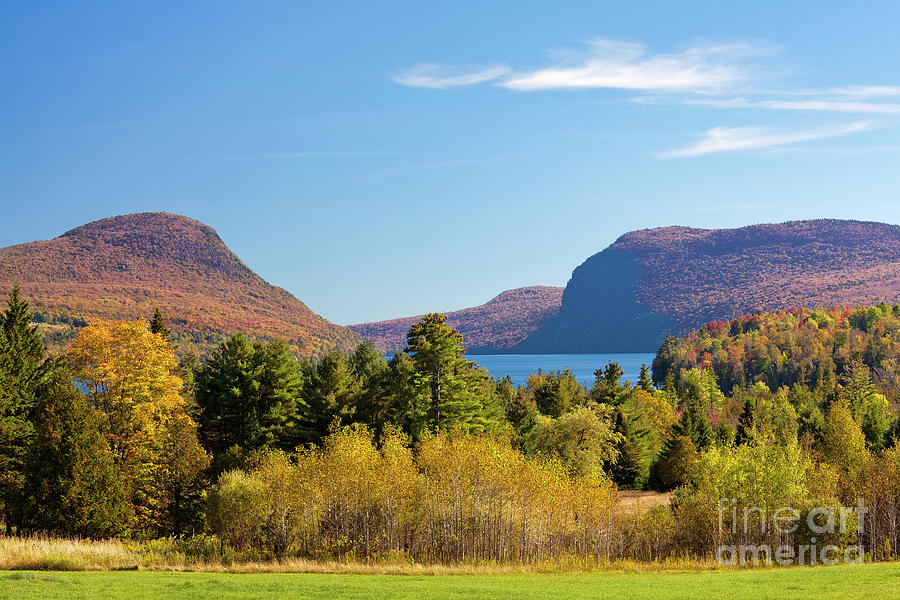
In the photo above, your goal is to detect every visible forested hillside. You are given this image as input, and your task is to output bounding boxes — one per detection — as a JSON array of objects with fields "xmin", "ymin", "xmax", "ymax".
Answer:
[
  {"xmin": 2, "ymin": 286, "xmax": 900, "ymax": 567},
  {"xmin": 653, "ymin": 302, "xmax": 900, "ymax": 395},
  {"xmin": 349, "ymin": 286, "xmax": 563, "ymax": 353},
  {"xmin": 519, "ymin": 220, "xmax": 900, "ymax": 353},
  {"xmin": 0, "ymin": 212, "xmax": 357, "ymax": 357}
]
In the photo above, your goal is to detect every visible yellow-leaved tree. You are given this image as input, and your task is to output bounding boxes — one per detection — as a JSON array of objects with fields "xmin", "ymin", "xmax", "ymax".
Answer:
[{"xmin": 66, "ymin": 319, "xmax": 209, "ymax": 536}]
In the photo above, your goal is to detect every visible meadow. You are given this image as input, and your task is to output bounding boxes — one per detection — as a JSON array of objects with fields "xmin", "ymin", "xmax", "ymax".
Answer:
[{"xmin": 2, "ymin": 563, "xmax": 898, "ymax": 600}]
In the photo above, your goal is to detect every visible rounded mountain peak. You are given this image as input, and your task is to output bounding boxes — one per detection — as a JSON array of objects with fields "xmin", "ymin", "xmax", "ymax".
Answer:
[
  {"xmin": 58, "ymin": 212, "xmax": 254, "ymax": 280},
  {"xmin": 61, "ymin": 212, "xmax": 213, "ymax": 238}
]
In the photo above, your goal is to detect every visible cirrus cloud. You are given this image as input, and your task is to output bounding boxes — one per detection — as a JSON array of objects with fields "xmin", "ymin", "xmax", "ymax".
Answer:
[
  {"xmin": 393, "ymin": 63, "xmax": 511, "ymax": 89},
  {"xmin": 498, "ymin": 39, "xmax": 772, "ymax": 92},
  {"xmin": 684, "ymin": 96, "xmax": 900, "ymax": 115},
  {"xmin": 395, "ymin": 38, "xmax": 777, "ymax": 92},
  {"xmin": 394, "ymin": 37, "xmax": 898, "ymax": 157},
  {"xmin": 659, "ymin": 121, "xmax": 875, "ymax": 158}
]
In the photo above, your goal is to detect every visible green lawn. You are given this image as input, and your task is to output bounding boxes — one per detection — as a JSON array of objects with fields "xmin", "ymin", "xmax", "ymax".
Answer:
[{"xmin": 2, "ymin": 563, "xmax": 898, "ymax": 600}]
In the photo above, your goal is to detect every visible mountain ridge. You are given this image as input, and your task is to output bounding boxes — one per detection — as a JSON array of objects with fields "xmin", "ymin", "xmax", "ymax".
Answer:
[
  {"xmin": 516, "ymin": 219, "xmax": 900, "ymax": 353},
  {"xmin": 0, "ymin": 212, "xmax": 357, "ymax": 356},
  {"xmin": 349, "ymin": 285, "xmax": 564, "ymax": 354}
]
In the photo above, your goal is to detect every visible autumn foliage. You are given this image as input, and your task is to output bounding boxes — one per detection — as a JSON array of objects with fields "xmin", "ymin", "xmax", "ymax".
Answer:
[
  {"xmin": 4, "ymin": 285, "xmax": 900, "ymax": 568},
  {"xmin": 0, "ymin": 212, "xmax": 357, "ymax": 358}
]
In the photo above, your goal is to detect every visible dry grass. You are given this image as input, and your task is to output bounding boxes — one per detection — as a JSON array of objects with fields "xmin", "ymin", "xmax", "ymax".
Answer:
[
  {"xmin": 0, "ymin": 535, "xmax": 721, "ymax": 575},
  {"xmin": 0, "ymin": 536, "xmax": 141, "ymax": 571},
  {"xmin": 616, "ymin": 490, "xmax": 671, "ymax": 515}
]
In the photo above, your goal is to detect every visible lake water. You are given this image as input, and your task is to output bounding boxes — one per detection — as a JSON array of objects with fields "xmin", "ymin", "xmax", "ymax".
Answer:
[{"xmin": 466, "ymin": 353, "xmax": 656, "ymax": 387}]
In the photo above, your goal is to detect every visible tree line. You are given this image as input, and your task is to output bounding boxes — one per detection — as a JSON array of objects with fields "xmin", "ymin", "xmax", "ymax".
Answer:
[{"xmin": 2, "ymin": 285, "xmax": 900, "ymax": 565}]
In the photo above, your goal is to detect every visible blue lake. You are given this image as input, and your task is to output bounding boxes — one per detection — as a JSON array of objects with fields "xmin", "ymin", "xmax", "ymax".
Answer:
[{"xmin": 466, "ymin": 353, "xmax": 656, "ymax": 387}]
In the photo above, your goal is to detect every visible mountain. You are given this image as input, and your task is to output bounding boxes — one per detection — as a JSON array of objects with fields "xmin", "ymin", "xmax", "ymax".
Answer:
[
  {"xmin": 0, "ymin": 212, "xmax": 357, "ymax": 356},
  {"xmin": 516, "ymin": 219, "xmax": 900, "ymax": 353},
  {"xmin": 349, "ymin": 286, "xmax": 564, "ymax": 354}
]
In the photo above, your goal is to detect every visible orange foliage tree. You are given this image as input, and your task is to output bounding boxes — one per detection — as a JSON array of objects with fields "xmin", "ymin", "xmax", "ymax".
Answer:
[{"xmin": 65, "ymin": 319, "xmax": 208, "ymax": 535}]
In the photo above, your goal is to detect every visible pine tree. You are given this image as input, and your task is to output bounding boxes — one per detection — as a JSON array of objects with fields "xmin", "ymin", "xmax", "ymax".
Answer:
[
  {"xmin": 149, "ymin": 307, "xmax": 171, "ymax": 342},
  {"xmin": 21, "ymin": 371, "xmax": 131, "ymax": 537},
  {"xmin": 841, "ymin": 361, "xmax": 893, "ymax": 450},
  {"xmin": 675, "ymin": 393, "xmax": 714, "ymax": 450},
  {"xmin": 651, "ymin": 435, "xmax": 698, "ymax": 490},
  {"xmin": 611, "ymin": 397, "xmax": 658, "ymax": 488},
  {"xmin": 664, "ymin": 371, "xmax": 677, "ymax": 399},
  {"xmin": 195, "ymin": 334, "xmax": 305, "ymax": 461},
  {"xmin": 296, "ymin": 350, "xmax": 359, "ymax": 444},
  {"xmin": 638, "ymin": 364, "xmax": 654, "ymax": 392},
  {"xmin": 529, "ymin": 369, "xmax": 586, "ymax": 418},
  {"xmin": 649, "ymin": 395, "xmax": 712, "ymax": 491},
  {"xmin": 591, "ymin": 362, "xmax": 626, "ymax": 405},
  {"xmin": 0, "ymin": 285, "xmax": 48, "ymax": 533},
  {"xmin": 735, "ymin": 395, "xmax": 756, "ymax": 445},
  {"xmin": 497, "ymin": 376, "xmax": 538, "ymax": 438},
  {"xmin": 403, "ymin": 313, "xmax": 489, "ymax": 437},
  {"xmin": 339, "ymin": 342, "xmax": 390, "ymax": 436}
]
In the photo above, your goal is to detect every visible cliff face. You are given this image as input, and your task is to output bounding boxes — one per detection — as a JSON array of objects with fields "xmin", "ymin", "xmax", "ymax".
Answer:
[
  {"xmin": 517, "ymin": 220, "xmax": 900, "ymax": 353},
  {"xmin": 0, "ymin": 212, "xmax": 357, "ymax": 356},
  {"xmin": 349, "ymin": 286, "xmax": 564, "ymax": 354}
]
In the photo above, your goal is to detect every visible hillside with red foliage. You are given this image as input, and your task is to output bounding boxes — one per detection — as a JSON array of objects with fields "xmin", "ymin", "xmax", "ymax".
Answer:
[
  {"xmin": 349, "ymin": 286, "xmax": 564, "ymax": 353},
  {"xmin": 518, "ymin": 220, "xmax": 900, "ymax": 353},
  {"xmin": 0, "ymin": 212, "xmax": 357, "ymax": 356},
  {"xmin": 652, "ymin": 302, "xmax": 900, "ymax": 394}
]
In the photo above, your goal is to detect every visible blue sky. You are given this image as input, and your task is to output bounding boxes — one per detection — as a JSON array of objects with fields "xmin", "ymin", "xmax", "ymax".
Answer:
[{"xmin": 3, "ymin": 1, "xmax": 900, "ymax": 324}]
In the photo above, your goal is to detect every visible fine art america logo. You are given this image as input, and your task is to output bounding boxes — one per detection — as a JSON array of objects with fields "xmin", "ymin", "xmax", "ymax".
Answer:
[{"xmin": 715, "ymin": 498, "xmax": 867, "ymax": 566}]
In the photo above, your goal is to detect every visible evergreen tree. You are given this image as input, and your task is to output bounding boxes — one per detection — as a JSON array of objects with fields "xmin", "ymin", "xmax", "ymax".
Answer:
[
  {"xmin": 497, "ymin": 376, "xmax": 538, "ymax": 439},
  {"xmin": 675, "ymin": 393, "xmax": 714, "ymax": 450},
  {"xmin": 345, "ymin": 342, "xmax": 391, "ymax": 436},
  {"xmin": 841, "ymin": 361, "xmax": 894, "ymax": 450},
  {"xmin": 297, "ymin": 350, "xmax": 359, "ymax": 443},
  {"xmin": 650, "ymin": 396, "xmax": 713, "ymax": 491},
  {"xmin": 528, "ymin": 369, "xmax": 587, "ymax": 418},
  {"xmin": 651, "ymin": 435, "xmax": 698, "ymax": 490},
  {"xmin": 638, "ymin": 364, "xmax": 654, "ymax": 393},
  {"xmin": 157, "ymin": 411, "xmax": 210, "ymax": 535},
  {"xmin": 664, "ymin": 371, "xmax": 677, "ymax": 398},
  {"xmin": 22, "ymin": 371, "xmax": 131, "ymax": 537},
  {"xmin": 149, "ymin": 307, "xmax": 171, "ymax": 342},
  {"xmin": 381, "ymin": 351, "xmax": 419, "ymax": 435},
  {"xmin": 652, "ymin": 335, "xmax": 679, "ymax": 387},
  {"xmin": 0, "ymin": 285, "xmax": 49, "ymax": 533},
  {"xmin": 611, "ymin": 397, "xmax": 658, "ymax": 488},
  {"xmin": 402, "ymin": 313, "xmax": 489, "ymax": 437},
  {"xmin": 735, "ymin": 395, "xmax": 756, "ymax": 445},
  {"xmin": 591, "ymin": 361, "xmax": 626, "ymax": 405},
  {"xmin": 195, "ymin": 334, "xmax": 305, "ymax": 460}
]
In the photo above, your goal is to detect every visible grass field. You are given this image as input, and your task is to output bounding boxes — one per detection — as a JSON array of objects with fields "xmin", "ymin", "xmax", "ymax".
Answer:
[{"xmin": 2, "ymin": 563, "xmax": 898, "ymax": 600}]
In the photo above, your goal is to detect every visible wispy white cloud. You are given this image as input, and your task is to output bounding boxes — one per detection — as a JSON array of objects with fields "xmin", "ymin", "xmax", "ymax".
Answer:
[
  {"xmin": 394, "ymin": 38, "xmax": 777, "ymax": 92},
  {"xmin": 394, "ymin": 37, "xmax": 899, "ymax": 156},
  {"xmin": 395, "ymin": 38, "xmax": 900, "ymax": 115},
  {"xmin": 393, "ymin": 63, "xmax": 510, "ymax": 89},
  {"xmin": 659, "ymin": 121, "xmax": 875, "ymax": 158},
  {"xmin": 685, "ymin": 97, "xmax": 900, "ymax": 114},
  {"xmin": 499, "ymin": 39, "xmax": 774, "ymax": 92},
  {"xmin": 780, "ymin": 85, "xmax": 900, "ymax": 98}
]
